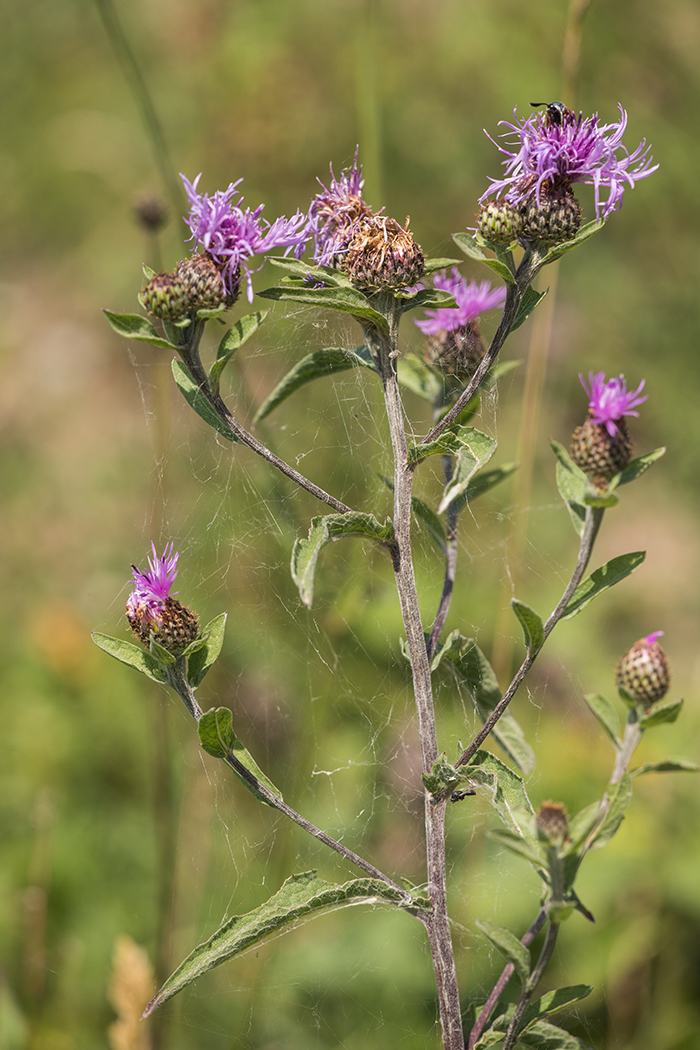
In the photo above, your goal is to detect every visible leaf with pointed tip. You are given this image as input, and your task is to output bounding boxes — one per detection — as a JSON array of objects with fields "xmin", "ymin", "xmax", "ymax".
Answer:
[
  {"xmin": 563, "ymin": 802, "xmax": 604, "ymax": 855},
  {"xmin": 555, "ymin": 463, "xmax": 587, "ymax": 535},
  {"xmin": 541, "ymin": 219, "xmax": 605, "ymax": 265},
  {"xmin": 291, "ymin": 513, "xmax": 394, "ymax": 607},
  {"xmin": 590, "ymin": 774, "xmax": 633, "ymax": 850},
  {"xmin": 257, "ymin": 285, "xmax": 388, "ymax": 331},
  {"xmin": 396, "ymin": 354, "xmax": 443, "ymax": 402},
  {"xmin": 421, "ymin": 256, "xmax": 463, "ymax": 275},
  {"xmin": 561, "ymin": 552, "xmax": 646, "ymax": 619},
  {"xmin": 187, "ymin": 613, "xmax": 227, "ymax": 687},
  {"xmin": 198, "ymin": 707, "xmax": 282, "ymax": 806},
  {"xmin": 446, "ymin": 639, "xmax": 535, "ymax": 775},
  {"xmin": 149, "ymin": 637, "xmax": 176, "ymax": 665},
  {"xmin": 477, "ymin": 920, "xmax": 531, "ymax": 987},
  {"xmin": 489, "ymin": 828, "xmax": 545, "ymax": 868},
  {"xmin": 618, "ymin": 446, "xmax": 666, "ymax": 486},
  {"xmin": 266, "ymin": 256, "xmax": 354, "ymax": 287},
  {"xmin": 514, "ymin": 1018, "xmax": 596, "ymax": 1048},
  {"xmin": 452, "ymin": 232, "xmax": 516, "ymax": 284},
  {"xmin": 103, "ymin": 310, "xmax": 178, "ymax": 350},
  {"xmin": 437, "ymin": 430, "xmax": 498, "ymax": 514},
  {"xmin": 638, "ymin": 696, "xmax": 684, "ymax": 728},
  {"xmin": 209, "ymin": 312, "xmax": 267, "ymax": 393},
  {"xmin": 511, "ymin": 599, "xmax": 544, "ymax": 654},
  {"xmin": 410, "ymin": 497, "xmax": 447, "ymax": 554},
  {"xmin": 464, "ymin": 750, "xmax": 537, "ymax": 838},
  {"xmin": 91, "ymin": 632, "xmax": 167, "ymax": 683},
  {"xmin": 451, "ymin": 463, "xmax": 519, "ymax": 516},
  {"xmin": 398, "ymin": 288, "xmax": 457, "ymax": 315},
  {"xmin": 172, "ymin": 360, "xmax": 239, "ymax": 443},
  {"xmin": 631, "ymin": 758, "xmax": 699, "ymax": 777},
  {"xmin": 512, "ymin": 285, "xmax": 548, "ymax": 331},
  {"xmin": 254, "ymin": 345, "xmax": 376, "ymax": 423},
  {"xmin": 144, "ymin": 870, "xmax": 406, "ymax": 1015},
  {"xmin": 583, "ymin": 694, "xmax": 621, "ymax": 747}
]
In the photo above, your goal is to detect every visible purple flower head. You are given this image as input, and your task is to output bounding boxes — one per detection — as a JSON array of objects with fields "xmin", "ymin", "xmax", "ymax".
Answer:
[
  {"xmin": 579, "ymin": 371, "xmax": 647, "ymax": 436},
  {"xmin": 307, "ymin": 149, "xmax": 374, "ymax": 267},
  {"xmin": 644, "ymin": 630, "xmax": 664, "ymax": 646},
  {"xmin": 414, "ymin": 269, "xmax": 507, "ymax": 336},
  {"xmin": 127, "ymin": 542, "xmax": 179, "ymax": 625},
  {"xmin": 480, "ymin": 105, "xmax": 658, "ymax": 220},
  {"xmin": 181, "ymin": 174, "xmax": 308, "ymax": 302}
]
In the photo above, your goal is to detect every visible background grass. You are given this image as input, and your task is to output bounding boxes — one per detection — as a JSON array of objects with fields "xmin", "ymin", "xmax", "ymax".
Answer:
[{"xmin": 1, "ymin": 0, "xmax": 700, "ymax": 1048}]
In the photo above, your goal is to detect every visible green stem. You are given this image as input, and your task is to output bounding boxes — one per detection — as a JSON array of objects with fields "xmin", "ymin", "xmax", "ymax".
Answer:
[{"xmin": 502, "ymin": 921, "xmax": 560, "ymax": 1050}]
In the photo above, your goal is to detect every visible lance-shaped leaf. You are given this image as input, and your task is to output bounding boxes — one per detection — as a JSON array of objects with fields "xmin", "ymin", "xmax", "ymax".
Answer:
[
  {"xmin": 512, "ymin": 285, "xmax": 548, "ymax": 332},
  {"xmin": 266, "ymin": 256, "xmax": 355, "ymax": 287},
  {"xmin": 410, "ymin": 496, "xmax": 447, "ymax": 554},
  {"xmin": 583, "ymin": 693, "xmax": 621, "ymax": 748},
  {"xmin": 198, "ymin": 707, "xmax": 282, "ymax": 806},
  {"xmin": 618, "ymin": 446, "xmax": 666, "ymax": 486},
  {"xmin": 397, "ymin": 288, "xmax": 457, "ymax": 315},
  {"xmin": 541, "ymin": 219, "xmax": 605, "ymax": 265},
  {"xmin": 254, "ymin": 345, "xmax": 376, "ymax": 423},
  {"xmin": 396, "ymin": 354, "xmax": 443, "ymax": 403},
  {"xmin": 452, "ymin": 231, "xmax": 516, "ymax": 285},
  {"xmin": 257, "ymin": 285, "xmax": 388, "ymax": 332},
  {"xmin": 91, "ymin": 632, "xmax": 167, "ymax": 683},
  {"xmin": 187, "ymin": 613, "xmax": 227, "ymax": 687},
  {"xmin": 450, "ymin": 462, "xmax": 519, "ymax": 516},
  {"xmin": 552, "ymin": 440, "xmax": 588, "ymax": 536},
  {"xmin": 443, "ymin": 638, "xmax": 535, "ymax": 775},
  {"xmin": 514, "ymin": 1018, "xmax": 596, "ymax": 1048},
  {"xmin": 630, "ymin": 758, "xmax": 699, "ymax": 777},
  {"xmin": 291, "ymin": 512, "xmax": 394, "ymax": 608},
  {"xmin": 421, "ymin": 256, "xmax": 463, "ymax": 275},
  {"xmin": 438, "ymin": 429, "xmax": 498, "ymax": 514},
  {"xmin": 590, "ymin": 774, "xmax": 633, "ymax": 850},
  {"xmin": 511, "ymin": 599, "xmax": 544, "ymax": 654},
  {"xmin": 172, "ymin": 360, "xmax": 239, "ymax": 443},
  {"xmin": 103, "ymin": 310, "xmax": 179, "ymax": 350},
  {"xmin": 144, "ymin": 870, "xmax": 405, "ymax": 1015},
  {"xmin": 209, "ymin": 312, "xmax": 267, "ymax": 394},
  {"xmin": 476, "ymin": 919, "xmax": 531, "ymax": 987},
  {"xmin": 561, "ymin": 551, "xmax": 646, "ymax": 619},
  {"xmin": 488, "ymin": 828, "xmax": 545, "ymax": 869},
  {"xmin": 464, "ymin": 750, "xmax": 537, "ymax": 839},
  {"xmin": 638, "ymin": 696, "xmax": 684, "ymax": 728}
]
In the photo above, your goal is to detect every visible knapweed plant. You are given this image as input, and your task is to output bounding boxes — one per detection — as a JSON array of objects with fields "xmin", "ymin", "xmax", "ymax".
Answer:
[{"xmin": 95, "ymin": 104, "xmax": 695, "ymax": 1049}]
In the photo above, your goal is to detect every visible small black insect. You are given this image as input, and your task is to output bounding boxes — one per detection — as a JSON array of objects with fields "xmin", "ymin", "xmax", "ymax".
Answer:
[
  {"xmin": 530, "ymin": 101, "xmax": 573, "ymax": 127},
  {"xmin": 450, "ymin": 788, "xmax": 476, "ymax": 803}
]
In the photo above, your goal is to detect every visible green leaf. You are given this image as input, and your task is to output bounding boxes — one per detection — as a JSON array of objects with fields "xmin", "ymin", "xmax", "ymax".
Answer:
[
  {"xmin": 421, "ymin": 256, "xmax": 463, "ymax": 275},
  {"xmin": 103, "ymin": 310, "xmax": 178, "ymax": 350},
  {"xmin": 562, "ymin": 551, "xmax": 646, "ymax": 619},
  {"xmin": 465, "ymin": 750, "xmax": 537, "ymax": 838},
  {"xmin": 540, "ymin": 219, "xmax": 605, "ymax": 265},
  {"xmin": 409, "ymin": 425, "xmax": 495, "ymax": 468},
  {"xmin": 209, "ymin": 312, "xmax": 267, "ymax": 394},
  {"xmin": 438, "ymin": 430, "xmax": 499, "ymax": 514},
  {"xmin": 398, "ymin": 288, "xmax": 457, "ymax": 314},
  {"xmin": 618, "ymin": 446, "xmax": 666, "ymax": 486},
  {"xmin": 638, "ymin": 696, "xmax": 684, "ymax": 728},
  {"xmin": 564, "ymin": 802, "xmax": 604, "ymax": 855},
  {"xmin": 187, "ymin": 613, "xmax": 227, "ymax": 687},
  {"xmin": 149, "ymin": 637, "xmax": 176, "ymax": 665},
  {"xmin": 254, "ymin": 345, "xmax": 376, "ymax": 423},
  {"xmin": 452, "ymin": 232, "xmax": 516, "ymax": 285},
  {"xmin": 421, "ymin": 754, "xmax": 463, "ymax": 796},
  {"xmin": 291, "ymin": 512, "xmax": 394, "ymax": 607},
  {"xmin": 396, "ymin": 354, "xmax": 443, "ymax": 402},
  {"xmin": 630, "ymin": 758, "xmax": 699, "ymax": 777},
  {"xmin": 476, "ymin": 919, "xmax": 531, "ymax": 987},
  {"xmin": 514, "ymin": 1018, "xmax": 596, "ymax": 1049},
  {"xmin": 450, "ymin": 463, "xmax": 518, "ymax": 516},
  {"xmin": 590, "ymin": 774, "xmax": 633, "ymax": 850},
  {"xmin": 257, "ymin": 285, "xmax": 388, "ymax": 331},
  {"xmin": 172, "ymin": 360, "xmax": 239, "ymax": 443},
  {"xmin": 198, "ymin": 707, "xmax": 282, "ymax": 806},
  {"xmin": 511, "ymin": 599, "xmax": 544, "ymax": 654},
  {"xmin": 552, "ymin": 440, "xmax": 588, "ymax": 536},
  {"xmin": 489, "ymin": 828, "xmax": 544, "ymax": 868},
  {"xmin": 91, "ymin": 632, "xmax": 166, "ymax": 683},
  {"xmin": 512, "ymin": 286, "xmax": 548, "ymax": 332},
  {"xmin": 444, "ymin": 640, "xmax": 535, "ymax": 775},
  {"xmin": 145, "ymin": 870, "xmax": 405, "ymax": 1015},
  {"xmin": 583, "ymin": 694, "xmax": 621, "ymax": 747},
  {"xmin": 266, "ymin": 256, "xmax": 354, "ymax": 287},
  {"xmin": 410, "ymin": 496, "xmax": 447, "ymax": 554}
]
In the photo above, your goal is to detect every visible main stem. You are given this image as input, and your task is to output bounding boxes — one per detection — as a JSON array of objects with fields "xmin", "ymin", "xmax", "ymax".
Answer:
[{"xmin": 369, "ymin": 302, "xmax": 464, "ymax": 1050}]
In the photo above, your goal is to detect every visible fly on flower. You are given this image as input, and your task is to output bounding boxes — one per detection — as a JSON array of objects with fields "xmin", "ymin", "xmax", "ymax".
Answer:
[{"xmin": 529, "ymin": 101, "xmax": 574, "ymax": 128}]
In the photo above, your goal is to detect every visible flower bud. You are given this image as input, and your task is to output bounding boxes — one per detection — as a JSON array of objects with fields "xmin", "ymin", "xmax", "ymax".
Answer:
[
  {"xmin": 343, "ymin": 215, "xmax": 425, "ymax": 291},
  {"xmin": 570, "ymin": 415, "xmax": 632, "ymax": 484},
  {"xmin": 175, "ymin": 252, "xmax": 239, "ymax": 311},
  {"xmin": 536, "ymin": 801, "xmax": 570, "ymax": 845},
  {"xmin": 424, "ymin": 323, "xmax": 485, "ymax": 379},
  {"xmin": 616, "ymin": 632, "xmax": 670, "ymax": 706},
  {"xmin": 519, "ymin": 185, "xmax": 581, "ymax": 244},
  {"xmin": 476, "ymin": 200, "xmax": 521, "ymax": 244},
  {"xmin": 133, "ymin": 192, "xmax": 168, "ymax": 232},
  {"xmin": 140, "ymin": 272, "xmax": 191, "ymax": 321}
]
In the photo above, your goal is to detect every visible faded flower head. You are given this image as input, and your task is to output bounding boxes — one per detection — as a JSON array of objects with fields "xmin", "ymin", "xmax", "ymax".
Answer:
[
  {"xmin": 415, "ymin": 270, "xmax": 506, "ymax": 336},
  {"xmin": 307, "ymin": 149, "xmax": 374, "ymax": 268},
  {"xmin": 580, "ymin": 371, "xmax": 647, "ymax": 437},
  {"xmin": 126, "ymin": 543, "xmax": 199, "ymax": 655},
  {"xmin": 480, "ymin": 105, "xmax": 658, "ymax": 220},
  {"xmin": 536, "ymin": 801, "xmax": 570, "ymax": 845},
  {"xmin": 181, "ymin": 173, "xmax": 307, "ymax": 301}
]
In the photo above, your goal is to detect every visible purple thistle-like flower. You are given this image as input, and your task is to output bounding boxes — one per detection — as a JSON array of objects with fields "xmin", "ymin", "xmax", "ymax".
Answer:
[
  {"xmin": 307, "ymin": 149, "xmax": 374, "ymax": 267},
  {"xmin": 127, "ymin": 542, "xmax": 179, "ymax": 625},
  {"xmin": 579, "ymin": 371, "xmax": 647, "ymax": 436},
  {"xmin": 414, "ymin": 269, "xmax": 506, "ymax": 336},
  {"xmin": 181, "ymin": 174, "xmax": 308, "ymax": 301},
  {"xmin": 481, "ymin": 105, "xmax": 658, "ymax": 220}
]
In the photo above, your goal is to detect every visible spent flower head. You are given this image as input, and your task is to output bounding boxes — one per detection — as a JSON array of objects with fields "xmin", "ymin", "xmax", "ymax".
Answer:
[
  {"xmin": 580, "ymin": 371, "xmax": 647, "ymax": 436},
  {"xmin": 307, "ymin": 149, "xmax": 374, "ymax": 267},
  {"xmin": 480, "ymin": 105, "xmax": 658, "ymax": 220},
  {"xmin": 127, "ymin": 542, "xmax": 179, "ymax": 626},
  {"xmin": 414, "ymin": 270, "xmax": 506, "ymax": 336},
  {"xmin": 181, "ymin": 174, "xmax": 308, "ymax": 301}
]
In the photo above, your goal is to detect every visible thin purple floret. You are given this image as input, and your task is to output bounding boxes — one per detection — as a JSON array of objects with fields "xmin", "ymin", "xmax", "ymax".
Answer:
[
  {"xmin": 307, "ymin": 148, "xmax": 372, "ymax": 266},
  {"xmin": 579, "ymin": 371, "xmax": 648, "ymax": 436},
  {"xmin": 415, "ymin": 270, "xmax": 506, "ymax": 335},
  {"xmin": 644, "ymin": 631, "xmax": 664, "ymax": 646},
  {"xmin": 127, "ymin": 542, "xmax": 179, "ymax": 622}
]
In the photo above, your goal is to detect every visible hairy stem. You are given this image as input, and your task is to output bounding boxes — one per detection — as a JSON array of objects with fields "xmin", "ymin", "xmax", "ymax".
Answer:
[
  {"xmin": 427, "ymin": 456, "xmax": 458, "ymax": 660},
  {"xmin": 456, "ymin": 506, "xmax": 603, "ymax": 768}
]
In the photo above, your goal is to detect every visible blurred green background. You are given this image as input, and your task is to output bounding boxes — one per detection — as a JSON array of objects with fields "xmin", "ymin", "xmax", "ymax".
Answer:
[{"xmin": 1, "ymin": 0, "xmax": 700, "ymax": 1047}]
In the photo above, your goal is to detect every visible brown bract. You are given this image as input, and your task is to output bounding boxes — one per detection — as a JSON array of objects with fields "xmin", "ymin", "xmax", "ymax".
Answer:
[{"xmin": 343, "ymin": 215, "xmax": 425, "ymax": 290}]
